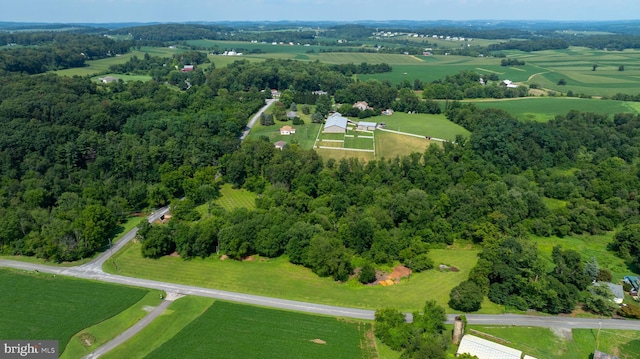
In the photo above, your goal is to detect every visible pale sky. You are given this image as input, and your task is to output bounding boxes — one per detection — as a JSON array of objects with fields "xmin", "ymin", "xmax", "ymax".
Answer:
[{"xmin": 3, "ymin": 0, "xmax": 639, "ymax": 23}]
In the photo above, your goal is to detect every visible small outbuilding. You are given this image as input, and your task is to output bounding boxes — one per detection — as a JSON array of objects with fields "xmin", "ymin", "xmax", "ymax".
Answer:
[
  {"xmin": 274, "ymin": 141, "xmax": 287, "ymax": 150},
  {"xmin": 595, "ymin": 282, "xmax": 625, "ymax": 304},
  {"xmin": 357, "ymin": 121, "xmax": 377, "ymax": 131}
]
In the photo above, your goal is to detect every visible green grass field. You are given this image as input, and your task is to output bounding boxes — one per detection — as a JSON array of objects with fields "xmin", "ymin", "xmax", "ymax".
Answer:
[
  {"xmin": 469, "ymin": 326, "xmax": 640, "ymax": 359},
  {"xmin": 215, "ymin": 183, "xmax": 257, "ymax": 211},
  {"xmin": 145, "ymin": 300, "xmax": 375, "ymax": 359},
  {"xmin": 0, "ymin": 269, "xmax": 148, "ymax": 352},
  {"xmin": 103, "ymin": 243, "xmax": 501, "ymax": 313},
  {"xmin": 378, "ymin": 113, "xmax": 470, "ymax": 141},
  {"xmin": 375, "ymin": 131, "xmax": 436, "ymax": 160},
  {"xmin": 463, "ymin": 97, "xmax": 640, "ymax": 122},
  {"xmin": 102, "ymin": 296, "xmax": 216, "ymax": 359},
  {"xmin": 247, "ymin": 120, "xmax": 321, "ymax": 150},
  {"xmin": 531, "ymin": 232, "xmax": 638, "ymax": 281}
]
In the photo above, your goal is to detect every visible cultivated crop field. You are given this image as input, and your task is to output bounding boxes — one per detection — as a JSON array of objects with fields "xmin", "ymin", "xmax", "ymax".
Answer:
[
  {"xmin": 0, "ymin": 269, "xmax": 148, "ymax": 352},
  {"xmin": 145, "ymin": 301, "xmax": 376, "ymax": 359},
  {"xmin": 103, "ymin": 243, "xmax": 501, "ymax": 313},
  {"xmin": 462, "ymin": 97, "xmax": 640, "ymax": 122}
]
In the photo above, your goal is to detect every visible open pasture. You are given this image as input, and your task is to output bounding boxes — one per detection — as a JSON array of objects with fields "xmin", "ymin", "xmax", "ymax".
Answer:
[
  {"xmin": 102, "ymin": 296, "xmax": 216, "ymax": 359},
  {"xmin": 54, "ymin": 47, "xmax": 177, "ymax": 77},
  {"xmin": 104, "ymin": 243, "xmax": 502, "ymax": 313},
  {"xmin": 145, "ymin": 300, "xmax": 376, "ymax": 359},
  {"xmin": 463, "ymin": 97, "xmax": 640, "ymax": 122},
  {"xmin": 246, "ymin": 119, "xmax": 321, "ymax": 150},
  {"xmin": 0, "ymin": 269, "xmax": 148, "ymax": 352},
  {"xmin": 378, "ymin": 113, "xmax": 470, "ymax": 141},
  {"xmin": 375, "ymin": 131, "xmax": 436, "ymax": 160}
]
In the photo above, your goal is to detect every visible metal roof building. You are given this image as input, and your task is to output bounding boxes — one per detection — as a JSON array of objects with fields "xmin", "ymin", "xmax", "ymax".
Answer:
[{"xmin": 457, "ymin": 335, "xmax": 523, "ymax": 359}]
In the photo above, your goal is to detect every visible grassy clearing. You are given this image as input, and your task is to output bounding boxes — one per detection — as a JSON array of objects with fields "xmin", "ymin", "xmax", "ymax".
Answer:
[
  {"xmin": 468, "ymin": 326, "xmax": 640, "ymax": 359},
  {"xmin": 316, "ymin": 148, "xmax": 376, "ymax": 162},
  {"xmin": 247, "ymin": 119, "xmax": 321, "ymax": 150},
  {"xmin": 378, "ymin": 112, "xmax": 470, "ymax": 141},
  {"xmin": 0, "ymin": 269, "xmax": 147, "ymax": 352},
  {"xmin": 104, "ymin": 243, "xmax": 501, "ymax": 313},
  {"xmin": 102, "ymin": 296, "xmax": 215, "ymax": 359},
  {"xmin": 464, "ymin": 97, "xmax": 639, "ymax": 122},
  {"xmin": 145, "ymin": 300, "xmax": 375, "ymax": 359},
  {"xmin": 215, "ymin": 183, "xmax": 257, "ymax": 211},
  {"xmin": 376, "ymin": 131, "xmax": 436, "ymax": 160},
  {"xmin": 531, "ymin": 233, "xmax": 637, "ymax": 280},
  {"xmin": 61, "ymin": 290, "xmax": 163, "ymax": 359}
]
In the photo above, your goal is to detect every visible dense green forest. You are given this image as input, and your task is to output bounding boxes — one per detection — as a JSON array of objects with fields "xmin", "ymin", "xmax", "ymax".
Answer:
[{"xmin": 0, "ymin": 33, "xmax": 133, "ymax": 74}]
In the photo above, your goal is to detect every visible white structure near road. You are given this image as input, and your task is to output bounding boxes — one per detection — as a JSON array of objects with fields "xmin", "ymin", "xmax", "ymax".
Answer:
[{"xmin": 456, "ymin": 334, "xmax": 533, "ymax": 359}]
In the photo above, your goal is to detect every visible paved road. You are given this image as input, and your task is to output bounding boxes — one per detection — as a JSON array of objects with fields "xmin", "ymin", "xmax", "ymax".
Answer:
[
  {"xmin": 82, "ymin": 297, "xmax": 174, "ymax": 359},
  {"xmin": 240, "ymin": 99, "xmax": 276, "ymax": 140},
  {"xmin": 2, "ymin": 258, "xmax": 640, "ymax": 331}
]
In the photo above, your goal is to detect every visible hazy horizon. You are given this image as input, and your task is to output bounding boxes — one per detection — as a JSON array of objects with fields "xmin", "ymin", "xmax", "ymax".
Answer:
[{"xmin": 3, "ymin": 0, "xmax": 640, "ymax": 24}]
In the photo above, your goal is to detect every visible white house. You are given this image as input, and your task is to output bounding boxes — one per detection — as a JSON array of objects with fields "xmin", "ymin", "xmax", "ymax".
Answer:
[
  {"xmin": 323, "ymin": 113, "xmax": 348, "ymax": 134},
  {"xmin": 353, "ymin": 101, "xmax": 372, "ymax": 111},
  {"xmin": 280, "ymin": 126, "xmax": 296, "ymax": 135}
]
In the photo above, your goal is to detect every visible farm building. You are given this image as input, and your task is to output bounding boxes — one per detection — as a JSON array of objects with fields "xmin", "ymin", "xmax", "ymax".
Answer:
[
  {"xmin": 353, "ymin": 101, "xmax": 372, "ymax": 111},
  {"xmin": 323, "ymin": 113, "xmax": 348, "ymax": 134},
  {"xmin": 624, "ymin": 276, "xmax": 639, "ymax": 292},
  {"xmin": 502, "ymin": 79, "xmax": 519, "ymax": 88},
  {"xmin": 274, "ymin": 141, "xmax": 287, "ymax": 150},
  {"xmin": 180, "ymin": 65, "xmax": 194, "ymax": 72},
  {"xmin": 456, "ymin": 335, "xmax": 526, "ymax": 359},
  {"xmin": 280, "ymin": 126, "xmax": 296, "ymax": 135},
  {"xmin": 357, "ymin": 121, "xmax": 377, "ymax": 131},
  {"xmin": 100, "ymin": 76, "xmax": 120, "ymax": 83}
]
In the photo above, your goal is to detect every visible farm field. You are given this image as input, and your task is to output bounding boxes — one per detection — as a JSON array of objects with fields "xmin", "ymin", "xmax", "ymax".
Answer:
[
  {"xmin": 102, "ymin": 296, "xmax": 216, "ymax": 359},
  {"xmin": 375, "ymin": 131, "xmax": 435, "ymax": 160},
  {"xmin": 61, "ymin": 290, "xmax": 163, "ymax": 359},
  {"xmin": 103, "ymin": 243, "xmax": 502, "ymax": 313},
  {"xmin": 145, "ymin": 300, "xmax": 376, "ymax": 359},
  {"xmin": 462, "ymin": 97, "xmax": 640, "ymax": 122},
  {"xmin": 468, "ymin": 326, "xmax": 640, "ymax": 359},
  {"xmin": 0, "ymin": 269, "xmax": 148, "ymax": 353}
]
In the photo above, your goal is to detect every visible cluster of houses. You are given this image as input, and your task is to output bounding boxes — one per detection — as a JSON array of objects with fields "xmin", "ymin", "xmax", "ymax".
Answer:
[{"xmin": 373, "ymin": 30, "xmax": 473, "ymax": 42}]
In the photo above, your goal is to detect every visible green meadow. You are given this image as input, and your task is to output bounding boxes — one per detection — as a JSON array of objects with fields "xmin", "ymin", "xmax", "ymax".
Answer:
[
  {"xmin": 103, "ymin": 242, "xmax": 501, "ymax": 313},
  {"xmin": 145, "ymin": 301, "xmax": 376, "ymax": 359},
  {"xmin": 377, "ymin": 112, "xmax": 470, "ymax": 140},
  {"xmin": 463, "ymin": 97, "xmax": 640, "ymax": 122},
  {"xmin": 0, "ymin": 269, "xmax": 148, "ymax": 352}
]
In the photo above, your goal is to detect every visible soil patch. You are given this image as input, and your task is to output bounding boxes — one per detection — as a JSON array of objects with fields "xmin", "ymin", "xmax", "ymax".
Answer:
[
  {"xmin": 169, "ymin": 251, "xmax": 180, "ymax": 257},
  {"xmin": 375, "ymin": 265, "xmax": 412, "ymax": 285},
  {"xmin": 310, "ymin": 339, "xmax": 327, "ymax": 345},
  {"xmin": 78, "ymin": 333, "xmax": 96, "ymax": 347},
  {"xmin": 220, "ymin": 254, "xmax": 228, "ymax": 261}
]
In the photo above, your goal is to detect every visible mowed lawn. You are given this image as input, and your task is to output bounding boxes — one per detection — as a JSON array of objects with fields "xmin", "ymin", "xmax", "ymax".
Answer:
[
  {"xmin": 215, "ymin": 184, "xmax": 257, "ymax": 211},
  {"xmin": 376, "ymin": 131, "xmax": 436, "ymax": 160},
  {"xmin": 464, "ymin": 97, "xmax": 640, "ymax": 122},
  {"xmin": 145, "ymin": 301, "xmax": 375, "ymax": 359},
  {"xmin": 469, "ymin": 326, "xmax": 640, "ymax": 359},
  {"xmin": 378, "ymin": 112, "xmax": 470, "ymax": 141},
  {"xmin": 0, "ymin": 269, "xmax": 148, "ymax": 351},
  {"xmin": 104, "ymin": 244, "xmax": 498, "ymax": 313}
]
